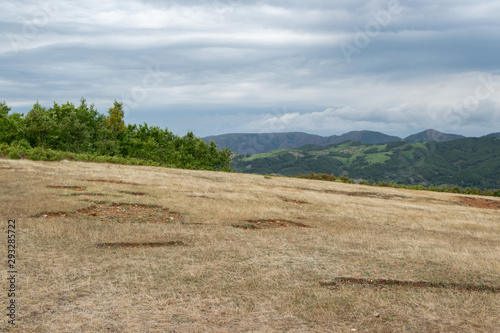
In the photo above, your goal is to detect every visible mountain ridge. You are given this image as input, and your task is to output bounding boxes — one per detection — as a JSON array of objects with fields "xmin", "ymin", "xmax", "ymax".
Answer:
[
  {"xmin": 230, "ymin": 136, "xmax": 500, "ymax": 189},
  {"xmin": 404, "ymin": 129, "xmax": 465, "ymax": 143},
  {"xmin": 204, "ymin": 129, "xmax": 489, "ymax": 155}
]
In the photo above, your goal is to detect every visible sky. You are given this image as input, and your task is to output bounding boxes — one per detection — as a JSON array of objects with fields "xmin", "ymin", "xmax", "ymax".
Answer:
[{"xmin": 1, "ymin": 0, "xmax": 500, "ymax": 138}]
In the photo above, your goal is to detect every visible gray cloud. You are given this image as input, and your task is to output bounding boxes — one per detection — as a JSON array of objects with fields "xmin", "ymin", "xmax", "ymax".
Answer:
[{"xmin": 1, "ymin": 0, "xmax": 499, "ymax": 137}]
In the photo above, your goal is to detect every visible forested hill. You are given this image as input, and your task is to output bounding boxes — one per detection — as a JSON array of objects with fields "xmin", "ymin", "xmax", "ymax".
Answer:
[
  {"xmin": 0, "ymin": 100, "xmax": 231, "ymax": 171},
  {"xmin": 231, "ymin": 137, "xmax": 500, "ymax": 189},
  {"xmin": 204, "ymin": 131, "xmax": 402, "ymax": 155},
  {"xmin": 204, "ymin": 129, "xmax": 476, "ymax": 155},
  {"xmin": 403, "ymin": 129, "xmax": 465, "ymax": 143}
]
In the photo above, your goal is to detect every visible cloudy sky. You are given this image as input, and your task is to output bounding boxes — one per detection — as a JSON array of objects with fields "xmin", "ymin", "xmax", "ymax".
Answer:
[{"xmin": 1, "ymin": 0, "xmax": 500, "ymax": 138}]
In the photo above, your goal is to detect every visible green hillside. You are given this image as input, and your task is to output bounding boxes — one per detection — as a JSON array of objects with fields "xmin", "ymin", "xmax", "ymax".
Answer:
[{"xmin": 232, "ymin": 138, "xmax": 500, "ymax": 189}]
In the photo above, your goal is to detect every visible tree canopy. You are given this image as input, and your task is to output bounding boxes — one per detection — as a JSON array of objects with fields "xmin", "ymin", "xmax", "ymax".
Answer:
[{"xmin": 0, "ymin": 99, "xmax": 231, "ymax": 171}]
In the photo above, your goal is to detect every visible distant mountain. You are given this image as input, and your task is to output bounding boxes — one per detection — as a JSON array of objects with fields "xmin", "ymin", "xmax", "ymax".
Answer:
[
  {"xmin": 404, "ymin": 129, "xmax": 464, "ymax": 143},
  {"xmin": 203, "ymin": 132, "xmax": 328, "ymax": 155},
  {"xmin": 204, "ymin": 131, "xmax": 401, "ymax": 155},
  {"xmin": 231, "ymin": 137, "xmax": 500, "ymax": 189},
  {"xmin": 483, "ymin": 132, "xmax": 500, "ymax": 138},
  {"xmin": 335, "ymin": 131, "xmax": 401, "ymax": 145}
]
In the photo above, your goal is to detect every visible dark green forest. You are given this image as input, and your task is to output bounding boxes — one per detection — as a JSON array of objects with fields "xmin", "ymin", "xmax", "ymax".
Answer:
[
  {"xmin": 232, "ymin": 139, "xmax": 500, "ymax": 190},
  {"xmin": 0, "ymin": 99, "xmax": 231, "ymax": 171}
]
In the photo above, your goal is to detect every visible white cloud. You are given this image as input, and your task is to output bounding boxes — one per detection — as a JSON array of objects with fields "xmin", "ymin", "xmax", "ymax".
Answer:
[
  {"xmin": 246, "ymin": 100, "xmax": 500, "ymax": 137},
  {"xmin": 1, "ymin": 0, "xmax": 499, "ymax": 137}
]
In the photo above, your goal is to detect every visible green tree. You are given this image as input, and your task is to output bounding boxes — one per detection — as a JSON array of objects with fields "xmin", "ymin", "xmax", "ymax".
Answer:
[
  {"xmin": 0, "ymin": 101, "xmax": 25, "ymax": 144},
  {"xmin": 104, "ymin": 100, "xmax": 126, "ymax": 139},
  {"xmin": 53, "ymin": 102, "xmax": 90, "ymax": 152},
  {"xmin": 0, "ymin": 101, "xmax": 11, "ymax": 116},
  {"xmin": 24, "ymin": 102, "xmax": 56, "ymax": 147}
]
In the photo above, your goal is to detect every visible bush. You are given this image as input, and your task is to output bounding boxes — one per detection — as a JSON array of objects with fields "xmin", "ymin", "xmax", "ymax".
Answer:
[
  {"xmin": 27, "ymin": 147, "xmax": 47, "ymax": 160},
  {"xmin": 7, "ymin": 150, "xmax": 22, "ymax": 159},
  {"xmin": 340, "ymin": 176, "xmax": 354, "ymax": 184}
]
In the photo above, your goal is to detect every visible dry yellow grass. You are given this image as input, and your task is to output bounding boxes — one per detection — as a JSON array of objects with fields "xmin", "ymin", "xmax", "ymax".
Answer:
[{"xmin": 1, "ymin": 159, "xmax": 499, "ymax": 332}]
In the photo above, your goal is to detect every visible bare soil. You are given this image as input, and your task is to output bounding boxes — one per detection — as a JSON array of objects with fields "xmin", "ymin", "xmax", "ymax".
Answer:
[
  {"xmin": 47, "ymin": 185, "xmax": 86, "ymax": 191},
  {"xmin": 85, "ymin": 179, "xmax": 140, "ymax": 185},
  {"xmin": 118, "ymin": 190, "xmax": 148, "ymax": 196},
  {"xmin": 320, "ymin": 277, "xmax": 499, "ymax": 293},
  {"xmin": 69, "ymin": 192, "xmax": 106, "ymax": 196},
  {"xmin": 96, "ymin": 241, "xmax": 186, "ymax": 248},
  {"xmin": 460, "ymin": 197, "xmax": 500, "ymax": 210},
  {"xmin": 35, "ymin": 202, "xmax": 181, "ymax": 224},
  {"xmin": 282, "ymin": 198, "xmax": 311, "ymax": 204},
  {"xmin": 233, "ymin": 219, "xmax": 313, "ymax": 229}
]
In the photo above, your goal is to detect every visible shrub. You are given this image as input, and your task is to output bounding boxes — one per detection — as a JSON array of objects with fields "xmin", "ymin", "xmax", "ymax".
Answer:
[
  {"xmin": 340, "ymin": 176, "xmax": 354, "ymax": 184},
  {"xmin": 7, "ymin": 150, "xmax": 21, "ymax": 159}
]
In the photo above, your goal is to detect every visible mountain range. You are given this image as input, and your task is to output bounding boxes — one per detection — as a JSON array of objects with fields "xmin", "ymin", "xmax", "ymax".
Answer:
[
  {"xmin": 203, "ymin": 129, "xmax": 492, "ymax": 155},
  {"xmin": 230, "ymin": 137, "xmax": 500, "ymax": 189}
]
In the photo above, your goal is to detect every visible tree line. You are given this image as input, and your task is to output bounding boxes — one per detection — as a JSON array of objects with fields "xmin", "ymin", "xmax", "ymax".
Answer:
[{"xmin": 0, "ymin": 99, "xmax": 231, "ymax": 171}]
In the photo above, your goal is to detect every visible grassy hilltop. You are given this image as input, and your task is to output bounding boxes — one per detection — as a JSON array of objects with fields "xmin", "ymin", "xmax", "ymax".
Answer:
[{"xmin": 1, "ymin": 159, "xmax": 499, "ymax": 332}]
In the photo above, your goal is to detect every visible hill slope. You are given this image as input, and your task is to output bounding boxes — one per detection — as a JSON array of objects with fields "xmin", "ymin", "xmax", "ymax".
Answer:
[
  {"xmin": 484, "ymin": 132, "xmax": 500, "ymax": 138},
  {"xmin": 1, "ymin": 159, "xmax": 499, "ymax": 332},
  {"xmin": 204, "ymin": 131, "xmax": 401, "ymax": 154},
  {"xmin": 205, "ymin": 129, "xmax": 472, "ymax": 155},
  {"xmin": 404, "ymin": 129, "xmax": 465, "ymax": 143},
  {"xmin": 232, "ymin": 137, "xmax": 500, "ymax": 189}
]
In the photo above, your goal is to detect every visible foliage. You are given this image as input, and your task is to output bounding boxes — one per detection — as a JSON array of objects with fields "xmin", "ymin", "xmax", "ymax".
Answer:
[
  {"xmin": 0, "ymin": 100, "xmax": 231, "ymax": 172},
  {"xmin": 232, "ymin": 138, "xmax": 500, "ymax": 190},
  {"xmin": 293, "ymin": 170, "xmax": 499, "ymax": 197}
]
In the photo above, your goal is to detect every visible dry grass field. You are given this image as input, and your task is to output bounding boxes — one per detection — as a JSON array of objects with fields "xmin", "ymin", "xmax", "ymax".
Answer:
[{"xmin": 1, "ymin": 159, "xmax": 499, "ymax": 332}]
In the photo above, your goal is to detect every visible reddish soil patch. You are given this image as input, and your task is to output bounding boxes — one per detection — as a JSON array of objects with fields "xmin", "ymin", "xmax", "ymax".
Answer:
[
  {"xmin": 96, "ymin": 241, "xmax": 186, "ymax": 248},
  {"xmin": 233, "ymin": 219, "xmax": 312, "ymax": 229},
  {"xmin": 460, "ymin": 197, "xmax": 500, "ymax": 210},
  {"xmin": 47, "ymin": 185, "xmax": 86, "ymax": 191},
  {"xmin": 119, "ymin": 191, "xmax": 147, "ymax": 196},
  {"xmin": 86, "ymin": 179, "xmax": 140, "ymax": 186},
  {"xmin": 282, "ymin": 198, "xmax": 311, "ymax": 205},
  {"xmin": 320, "ymin": 277, "xmax": 499, "ymax": 293},
  {"xmin": 34, "ymin": 202, "xmax": 181, "ymax": 224}
]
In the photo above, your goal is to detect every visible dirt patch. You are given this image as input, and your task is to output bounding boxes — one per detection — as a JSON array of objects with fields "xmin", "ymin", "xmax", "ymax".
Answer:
[
  {"xmin": 319, "ymin": 277, "xmax": 499, "ymax": 293},
  {"xmin": 188, "ymin": 195, "xmax": 215, "ymax": 200},
  {"xmin": 460, "ymin": 197, "xmax": 500, "ymax": 210},
  {"xmin": 286, "ymin": 185, "xmax": 409, "ymax": 201},
  {"xmin": 282, "ymin": 198, "xmax": 311, "ymax": 205},
  {"xmin": 86, "ymin": 179, "xmax": 140, "ymax": 186},
  {"xmin": 47, "ymin": 185, "xmax": 86, "ymax": 191},
  {"xmin": 69, "ymin": 193, "xmax": 106, "ymax": 197},
  {"xmin": 233, "ymin": 219, "xmax": 313, "ymax": 229},
  {"xmin": 37, "ymin": 211, "xmax": 71, "ymax": 218},
  {"xmin": 96, "ymin": 241, "xmax": 186, "ymax": 248},
  {"xmin": 119, "ymin": 191, "xmax": 147, "ymax": 196},
  {"xmin": 34, "ymin": 202, "xmax": 181, "ymax": 224},
  {"xmin": 324, "ymin": 190, "xmax": 408, "ymax": 200}
]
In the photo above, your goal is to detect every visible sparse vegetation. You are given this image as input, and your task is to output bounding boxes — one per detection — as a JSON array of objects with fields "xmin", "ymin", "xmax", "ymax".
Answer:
[{"xmin": 1, "ymin": 159, "xmax": 499, "ymax": 332}]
